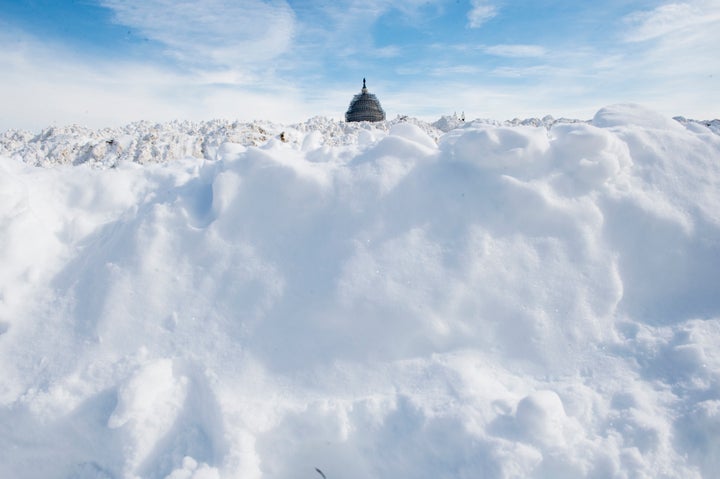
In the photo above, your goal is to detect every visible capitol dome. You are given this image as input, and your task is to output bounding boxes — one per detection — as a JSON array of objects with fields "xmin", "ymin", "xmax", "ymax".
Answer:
[{"xmin": 345, "ymin": 78, "xmax": 386, "ymax": 122}]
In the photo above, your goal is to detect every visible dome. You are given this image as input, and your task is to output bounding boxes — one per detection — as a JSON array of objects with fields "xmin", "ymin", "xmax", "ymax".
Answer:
[{"xmin": 345, "ymin": 78, "xmax": 386, "ymax": 122}]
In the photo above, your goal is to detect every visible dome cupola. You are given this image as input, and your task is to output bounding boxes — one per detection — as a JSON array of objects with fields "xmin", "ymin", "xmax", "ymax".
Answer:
[{"xmin": 345, "ymin": 78, "xmax": 386, "ymax": 122}]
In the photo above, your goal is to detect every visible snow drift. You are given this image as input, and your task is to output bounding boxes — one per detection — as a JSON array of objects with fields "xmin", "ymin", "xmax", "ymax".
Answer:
[{"xmin": 1, "ymin": 104, "xmax": 719, "ymax": 478}]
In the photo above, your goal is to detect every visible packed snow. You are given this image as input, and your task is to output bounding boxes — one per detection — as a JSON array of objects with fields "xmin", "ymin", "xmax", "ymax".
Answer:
[{"xmin": 1, "ymin": 104, "xmax": 719, "ymax": 478}]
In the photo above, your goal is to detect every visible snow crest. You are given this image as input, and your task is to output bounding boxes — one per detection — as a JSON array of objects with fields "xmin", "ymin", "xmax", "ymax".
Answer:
[
  {"xmin": 0, "ymin": 117, "xmax": 443, "ymax": 168},
  {"xmin": 1, "ymin": 104, "xmax": 720, "ymax": 478}
]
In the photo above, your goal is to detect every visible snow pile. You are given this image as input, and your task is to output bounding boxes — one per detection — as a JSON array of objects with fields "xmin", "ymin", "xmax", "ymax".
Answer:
[
  {"xmin": 673, "ymin": 116, "xmax": 720, "ymax": 136},
  {"xmin": 433, "ymin": 113, "xmax": 591, "ymax": 133},
  {"xmin": 0, "ymin": 117, "xmax": 443, "ymax": 168},
  {"xmin": 1, "ymin": 104, "xmax": 720, "ymax": 478}
]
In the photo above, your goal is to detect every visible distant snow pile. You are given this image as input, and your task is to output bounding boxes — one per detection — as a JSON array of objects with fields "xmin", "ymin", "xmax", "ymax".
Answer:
[
  {"xmin": 0, "ymin": 116, "xmax": 443, "ymax": 168},
  {"xmin": 1, "ymin": 104, "xmax": 720, "ymax": 479},
  {"xmin": 674, "ymin": 116, "xmax": 720, "ymax": 135},
  {"xmin": 2, "ymin": 112, "xmax": 717, "ymax": 168},
  {"xmin": 432, "ymin": 112, "xmax": 592, "ymax": 133}
]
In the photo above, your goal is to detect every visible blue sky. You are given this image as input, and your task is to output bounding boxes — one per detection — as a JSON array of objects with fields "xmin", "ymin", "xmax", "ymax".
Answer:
[{"xmin": 1, "ymin": 0, "xmax": 718, "ymax": 130}]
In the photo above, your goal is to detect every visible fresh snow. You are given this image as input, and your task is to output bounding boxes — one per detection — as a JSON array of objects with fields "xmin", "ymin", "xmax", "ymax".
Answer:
[{"xmin": 0, "ymin": 104, "xmax": 719, "ymax": 478}]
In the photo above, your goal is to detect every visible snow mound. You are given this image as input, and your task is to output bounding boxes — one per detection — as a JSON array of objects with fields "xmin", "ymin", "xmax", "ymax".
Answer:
[
  {"xmin": 432, "ymin": 113, "xmax": 587, "ymax": 133},
  {"xmin": 592, "ymin": 103, "xmax": 685, "ymax": 131},
  {"xmin": 3, "ymin": 110, "xmax": 716, "ymax": 169},
  {"xmin": 1, "ymin": 105, "xmax": 720, "ymax": 478},
  {"xmin": 674, "ymin": 116, "xmax": 720, "ymax": 136},
  {"xmin": 0, "ymin": 117, "xmax": 444, "ymax": 168}
]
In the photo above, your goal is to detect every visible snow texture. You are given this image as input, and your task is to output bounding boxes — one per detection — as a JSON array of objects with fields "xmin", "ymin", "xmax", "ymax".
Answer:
[{"xmin": 1, "ymin": 104, "xmax": 719, "ymax": 478}]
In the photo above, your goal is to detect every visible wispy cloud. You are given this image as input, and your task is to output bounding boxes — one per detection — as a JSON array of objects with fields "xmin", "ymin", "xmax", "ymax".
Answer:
[
  {"xmin": 484, "ymin": 44, "xmax": 546, "ymax": 58},
  {"xmin": 289, "ymin": 0, "xmax": 445, "ymax": 64},
  {"xmin": 99, "ymin": 0, "xmax": 295, "ymax": 70},
  {"xmin": 489, "ymin": 65, "xmax": 562, "ymax": 79},
  {"xmin": 430, "ymin": 65, "xmax": 483, "ymax": 76},
  {"xmin": 0, "ymin": 28, "xmax": 308, "ymax": 131},
  {"xmin": 373, "ymin": 45, "xmax": 402, "ymax": 58},
  {"xmin": 314, "ymin": 0, "xmax": 445, "ymax": 20},
  {"xmin": 617, "ymin": 0, "xmax": 720, "ymax": 88},
  {"xmin": 623, "ymin": 0, "xmax": 720, "ymax": 42},
  {"xmin": 467, "ymin": 0, "xmax": 498, "ymax": 28}
]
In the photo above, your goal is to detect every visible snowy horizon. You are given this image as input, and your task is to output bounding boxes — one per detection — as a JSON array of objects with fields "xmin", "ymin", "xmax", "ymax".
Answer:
[{"xmin": 2, "ymin": 104, "xmax": 717, "ymax": 169}]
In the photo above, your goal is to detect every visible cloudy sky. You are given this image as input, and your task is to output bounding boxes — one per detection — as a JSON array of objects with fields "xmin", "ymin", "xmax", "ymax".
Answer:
[{"xmin": 1, "ymin": 0, "xmax": 718, "ymax": 130}]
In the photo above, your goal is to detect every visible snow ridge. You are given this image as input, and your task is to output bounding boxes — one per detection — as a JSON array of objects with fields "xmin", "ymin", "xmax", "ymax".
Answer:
[
  {"xmin": 3, "ymin": 113, "xmax": 716, "ymax": 168},
  {"xmin": 0, "ymin": 117, "xmax": 441, "ymax": 168}
]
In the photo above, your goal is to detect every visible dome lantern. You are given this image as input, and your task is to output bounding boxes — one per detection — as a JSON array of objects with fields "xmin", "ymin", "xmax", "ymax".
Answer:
[{"xmin": 345, "ymin": 78, "xmax": 386, "ymax": 122}]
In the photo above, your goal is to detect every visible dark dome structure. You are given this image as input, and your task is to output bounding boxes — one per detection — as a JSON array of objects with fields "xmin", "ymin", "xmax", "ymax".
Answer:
[{"xmin": 345, "ymin": 78, "xmax": 386, "ymax": 122}]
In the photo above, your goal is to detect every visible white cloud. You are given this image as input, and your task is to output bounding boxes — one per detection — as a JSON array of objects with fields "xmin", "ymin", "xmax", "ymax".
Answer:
[
  {"xmin": 430, "ymin": 65, "xmax": 482, "ymax": 76},
  {"xmin": 623, "ymin": 1, "xmax": 720, "ymax": 42},
  {"xmin": 99, "ymin": 0, "xmax": 295, "ymax": 69},
  {"xmin": 373, "ymin": 45, "xmax": 402, "ymax": 58},
  {"xmin": 616, "ymin": 0, "xmax": 720, "ymax": 106},
  {"xmin": 0, "ymin": 30, "xmax": 308, "ymax": 131},
  {"xmin": 318, "ymin": 0, "xmax": 444, "ymax": 20},
  {"xmin": 467, "ymin": 0, "xmax": 498, "ymax": 28},
  {"xmin": 489, "ymin": 65, "xmax": 560, "ymax": 78},
  {"xmin": 383, "ymin": 79, "xmax": 599, "ymax": 122},
  {"xmin": 289, "ymin": 0, "xmax": 445, "ymax": 64},
  {"xmin": 484, "ymin": 44, "xmax": 546, "ymax": 58}
]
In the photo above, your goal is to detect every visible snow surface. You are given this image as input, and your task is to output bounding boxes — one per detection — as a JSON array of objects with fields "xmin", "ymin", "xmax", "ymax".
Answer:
[{"xmin": 1, "ymin": 104, "xmax": 719, "ymax": 478}]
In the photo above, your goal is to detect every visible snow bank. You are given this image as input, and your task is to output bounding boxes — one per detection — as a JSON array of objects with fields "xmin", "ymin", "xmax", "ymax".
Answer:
[
  {"xmin": 1, "ymin": 104, "xmax": 719, "ymax": 478},
  {"xmin": 0, "ymin": 117, "xmax": 443, "ymax": 168}
]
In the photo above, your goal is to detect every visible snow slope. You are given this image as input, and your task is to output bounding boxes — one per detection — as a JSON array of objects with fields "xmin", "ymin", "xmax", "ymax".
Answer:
[{"xmin": 1, "ymin": 104, "xmax": 719, "ymax": 478}]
